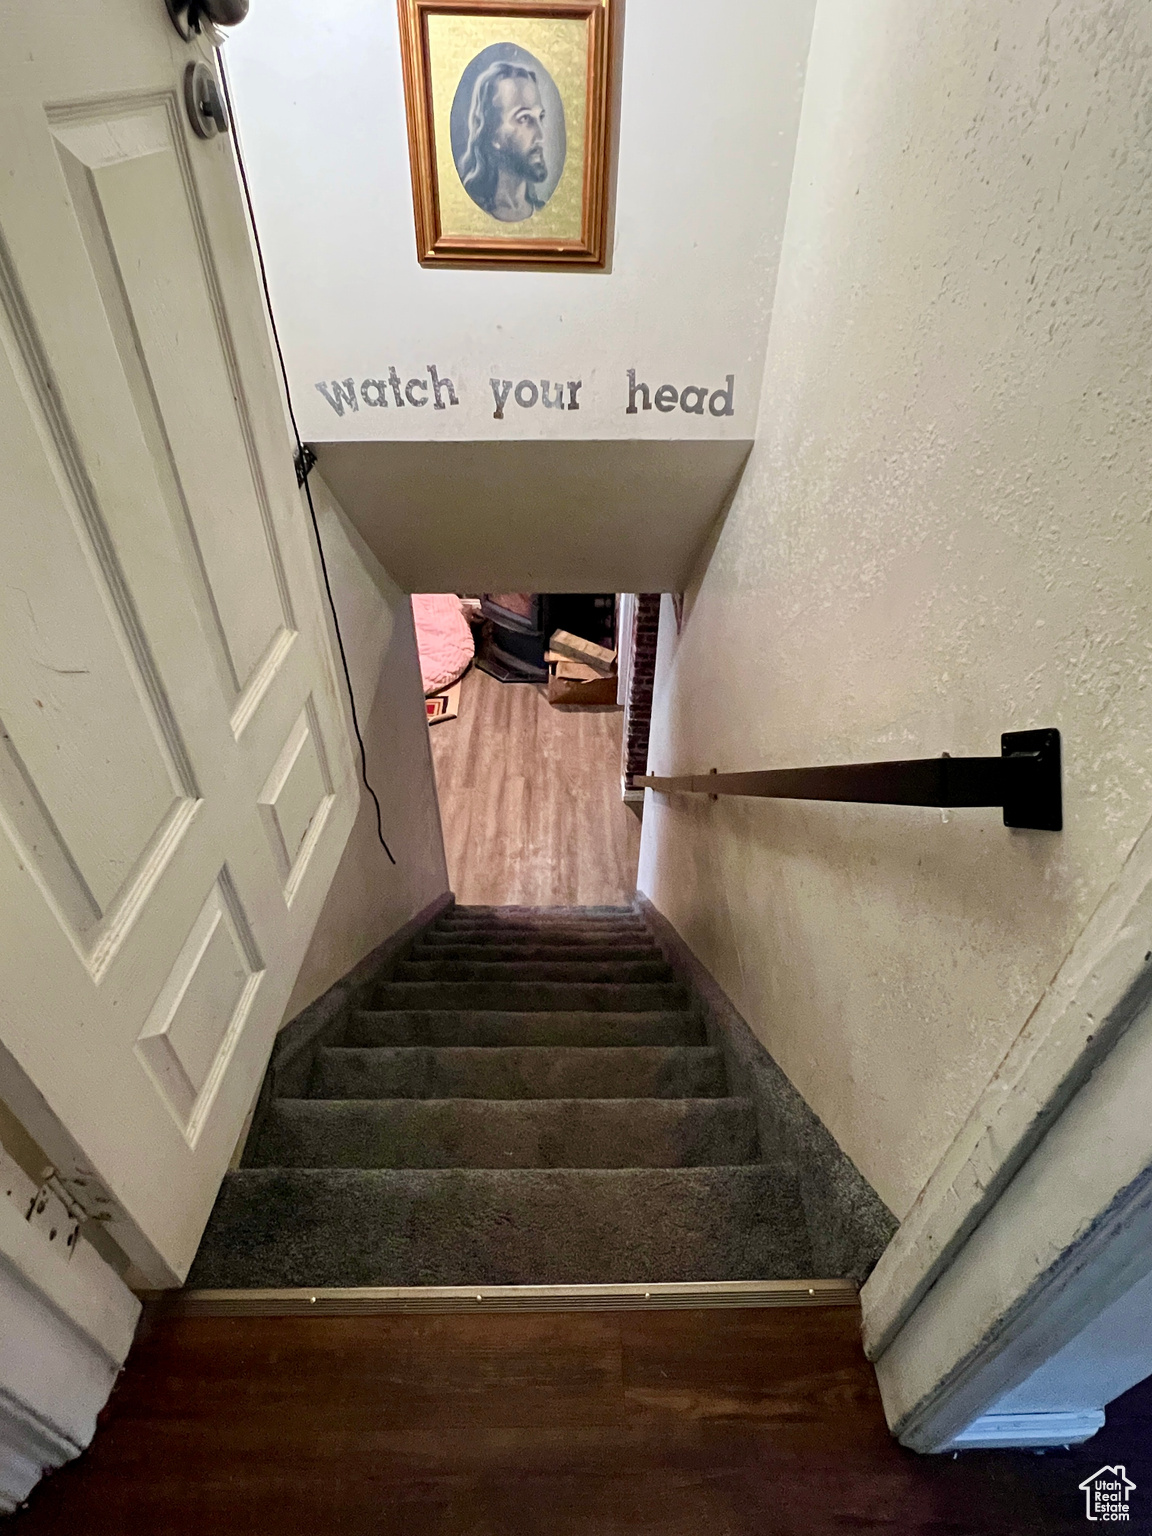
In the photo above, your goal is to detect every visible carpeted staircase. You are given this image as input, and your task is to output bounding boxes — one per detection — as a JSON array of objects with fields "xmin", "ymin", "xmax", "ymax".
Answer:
[{"xmin": 187, "ymin": 905, "xmax": 815, "ymax": 1288}]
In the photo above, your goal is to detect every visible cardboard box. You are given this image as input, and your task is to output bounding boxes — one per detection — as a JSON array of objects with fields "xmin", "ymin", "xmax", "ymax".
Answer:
[
  {"xmin": 555, "ymin": 659, "xmax": 603, "ymax": 682},
  {"xmin": 546, "ymin": 664, "xmax": 619, "ymax": 707},
  {"xmin": 548, "ymin": 629, "xmax": 616, "ymax": 676}
]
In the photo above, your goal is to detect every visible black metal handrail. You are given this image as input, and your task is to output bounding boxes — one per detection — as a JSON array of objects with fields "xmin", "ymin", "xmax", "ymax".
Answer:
[{"xmin": 636, "ymin": 729, "xmax": 1062, "ymax": 831}]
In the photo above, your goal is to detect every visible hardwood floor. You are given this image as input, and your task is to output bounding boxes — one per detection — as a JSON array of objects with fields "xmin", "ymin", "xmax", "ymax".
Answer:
[
  {"xmin": 429, "ymin": 665, "xmax": 641, "ymax": 906},
  {"xmin": 14, "ymin": 1306, "xmax": 1152, "ymax": 1534}
]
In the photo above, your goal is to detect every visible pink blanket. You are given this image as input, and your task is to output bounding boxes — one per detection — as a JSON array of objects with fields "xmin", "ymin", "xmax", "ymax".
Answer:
[{"xmin": 411, "ymin": 593, "xmax": 474, "ymax": 696}]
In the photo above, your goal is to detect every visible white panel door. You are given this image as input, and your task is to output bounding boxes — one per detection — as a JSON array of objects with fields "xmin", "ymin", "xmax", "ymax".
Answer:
[{"xmin": 0, "ymin": 3, "xmax": 359, "ymax": 1284}]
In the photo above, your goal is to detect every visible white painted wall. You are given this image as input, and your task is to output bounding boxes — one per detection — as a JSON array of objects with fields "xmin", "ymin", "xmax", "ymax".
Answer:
[
  {"xmin": 284, "ymin": 473, "xmax": 449, "ymax": 1018},
  {"xmin": 992, "ymin": 1263, "xmax": 1152, "ymax": 1419},
  {"xmin": 638, "ymin": 0, "xmax": 1152, "ymax": 1220},
  {"xmin": 223, "ymin": 0, "xmax": 816, "ymax": 443}
]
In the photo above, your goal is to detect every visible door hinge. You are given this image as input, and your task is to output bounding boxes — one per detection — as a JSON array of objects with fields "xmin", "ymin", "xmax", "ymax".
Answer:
[
  {"xmin": 295, "ymin": 445, "xmax": 317, "ymax": 486},
  {"xmin": 27, "ymin": 1172, "xmax": 85, "ymax": 1257},
  {"xmin": 0, "ymin": 1146, "xmax": 89, "ymax": 1260}
]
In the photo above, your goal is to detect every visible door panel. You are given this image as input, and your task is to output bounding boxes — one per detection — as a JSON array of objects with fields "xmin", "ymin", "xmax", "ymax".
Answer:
[
  {"xmin": 0, "ymin": 5, "xmax": 358, "ymax": 1284},
  {"xmin": 135, "ymin": 871, "xmax": 263, "ymax": 1145},
  {"xmin": 0, "ymin": 233, "xmax": 200, "ymax": 964},
  {"xmin": 258, "ymin": 700, "xmax": 336, "ymax": 902},
  {"xmin": 53, "ymin": 105, "xmax": 294, "ymax": 702}
]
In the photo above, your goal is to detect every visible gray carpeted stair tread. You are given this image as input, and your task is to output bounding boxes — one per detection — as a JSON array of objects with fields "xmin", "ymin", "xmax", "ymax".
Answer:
[
  {"xmin": 436, "ymin": 915, "xmax": 651, "ymax": 927},
  {"xmin": 408, "ymin": 942, "xmax": 661, "ymax": 962},
  {"xmin": 431, "ymin": 927, "xmax": 650, "ymax": 945},
  {"xmin": 373, "ymin": 980, "xmax": 689, "ymax": 1012},
  {"xmin": 247, "ymin": 1097, "xmax": 758, "ymax": 1171},
  {"xmin": 346, "ymin": 1009, "xmax": 705, "ymax": 1048},
  {"xmin": 308, "ymin": 1045, "xmax": 727, "ymax": 1101},
  {"xmin": 438, "ymin": 916, "xmax": 646, "ymax": 927},
  {"xmin": 441, "ymin": 905, "xmax": 642, "ymax": 917},
  {"xmin": 421, "ymin": 926, "xmax": 653, "ymax": 944},
  {"xmin": 187, "ymin": 903, "xmax": 826, "ymax": 1293},
  {"xmin": 187, "ymin": 1165, "xmax": 814, "ymax": 1288},
  {"xmin": 394, "ymin": 958, "xmax": 674, "ymax": 983},
  {"xmin": 452, "ymin": 905, "xmax": 639, "ymax": 917}
]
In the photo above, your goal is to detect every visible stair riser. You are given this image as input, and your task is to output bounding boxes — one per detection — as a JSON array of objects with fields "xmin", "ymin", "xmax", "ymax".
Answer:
[
  {"xmin": 394, "ymin": 960, "xmax": 674, "ymax": 983},
  {"xmin": 249, "ymin": 1099, "xmax": 759, "ymax": 1171},
  {"xmin": 373, "ymin": 982, "xmax": 689, "ymax": 1013},
  {"xmin": 439, "ymin": 912, "xmax": 644, "ymax": 921},
  {"xmin": 441, "ymin": 909, "xmax": 643, "ymax": 918},
  {"xmin": 409, "ymin": 944, "xmax": 661, "ymax": 962},
  {"xmin": 309, "ymin": 1046, "xmax": 727, "ymax": 1101},
  {"xmin": 187, "ymin": 1166, "xmax": 813, "ymax": 1289},
  {"xmin": 451, "ymin": 907, "xmax": 638, "ymax": 917},
  {"xmin": 346, "ymin": 1011, "xmax": 705, "ymax": 1048},
  {"xmin": 432, "ymin": 926, "xmax": 650, "ymax": 942},
  {"xmin": 445, "ymin": 911, "xmax": 638, "ymax": 922}
]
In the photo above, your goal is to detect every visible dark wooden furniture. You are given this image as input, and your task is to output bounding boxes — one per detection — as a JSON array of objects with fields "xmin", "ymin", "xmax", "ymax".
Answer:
[{"xmin": 478, "ymin": 593, "xmax": 615, "ymax": 684}]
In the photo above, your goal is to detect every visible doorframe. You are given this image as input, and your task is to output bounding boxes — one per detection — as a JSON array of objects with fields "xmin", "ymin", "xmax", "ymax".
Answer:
[
  {"xmin": 0, "ymin": 1137, "xmax": 139, "ymax": 1511},
  {"xmin": 862, "ymin": 813, "xmax": 1152, "ymax": 1448},
  {"xmin": 0, "ymin": 1039, "xmax": 177, "ymax": 1287}
]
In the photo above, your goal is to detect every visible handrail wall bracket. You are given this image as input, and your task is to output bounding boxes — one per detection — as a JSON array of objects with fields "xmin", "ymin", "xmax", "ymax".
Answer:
[{"xmin": 1000, "ymin": 729, "xmax": 1062, "ymax": 832}]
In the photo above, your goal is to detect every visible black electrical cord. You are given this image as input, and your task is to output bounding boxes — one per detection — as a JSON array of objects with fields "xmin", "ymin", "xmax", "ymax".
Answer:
[{"xmin": 217, "ymin": 51, "xmax": 395, "ymax": 865}]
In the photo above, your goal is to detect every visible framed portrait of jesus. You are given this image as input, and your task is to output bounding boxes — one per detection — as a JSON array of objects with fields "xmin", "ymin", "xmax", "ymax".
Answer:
[{"xmin": 397, "ymin": 0, "xmax": 616, "ymax": 268}]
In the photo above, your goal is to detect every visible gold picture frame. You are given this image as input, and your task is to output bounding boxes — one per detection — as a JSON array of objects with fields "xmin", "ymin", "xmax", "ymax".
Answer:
[{"xmin": 397, "ymin": 0, "xmax": 615, "ymax": 268}]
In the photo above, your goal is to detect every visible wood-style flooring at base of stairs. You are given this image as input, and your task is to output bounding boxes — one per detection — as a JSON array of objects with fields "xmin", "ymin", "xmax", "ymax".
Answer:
[
  {"xmin": 429, "ymin": 665, "xmax": 640, "ymax": 907},
  {"xmin": 13, "ymin": 1305, "xmax": 1152, "ymax": 1534}
]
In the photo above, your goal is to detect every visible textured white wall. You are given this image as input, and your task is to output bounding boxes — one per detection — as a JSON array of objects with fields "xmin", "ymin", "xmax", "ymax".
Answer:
[
  {"xmin": 638, "ymin": 0, "xmax": 1152, "ymax": 1217},
  {"xmin": 283, "ymin": 474, "xmax": 448, "ymax": 1018},
  {"xmin": 223, "ymin": 0, "xmax": 815, "ymax": 442}
]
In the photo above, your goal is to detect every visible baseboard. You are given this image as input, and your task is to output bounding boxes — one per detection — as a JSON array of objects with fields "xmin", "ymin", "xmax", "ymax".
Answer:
[
  {"xmin": 0, "ymin": 1268, "xmax": 124, "ymax": 1514},
  {"xmin": 0, "ymin": 1388, "xmax": 84, "ymax": 1515},
  {"xmin": 149, "ymin": 1278, "xmax": 859, "ymax": 1318},
  {"xmin": 636, "ymin": 895, "xmax": 898, "ymax": 1283},
  {"xmin": 937, "ymin": 1409, "xmax": 1105, "ymax": 1451}
]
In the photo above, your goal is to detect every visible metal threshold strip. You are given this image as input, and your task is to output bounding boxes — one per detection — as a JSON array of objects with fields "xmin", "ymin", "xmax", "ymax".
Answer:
[{"xmin": 146, "ymin": 1278, "xmax": 859, "ymax": 1317}]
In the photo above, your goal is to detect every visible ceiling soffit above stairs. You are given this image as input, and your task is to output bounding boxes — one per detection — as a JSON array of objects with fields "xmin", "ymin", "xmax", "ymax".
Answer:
[{"xmin": 316, "ymin": 438, "xmax": 753, "ymax": 593}]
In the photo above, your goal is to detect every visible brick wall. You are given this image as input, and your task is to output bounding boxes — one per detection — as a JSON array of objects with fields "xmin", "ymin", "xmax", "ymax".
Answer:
[{"xmin": 622, "ymin": 594, "xmax": 661, "ymax": 790}]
